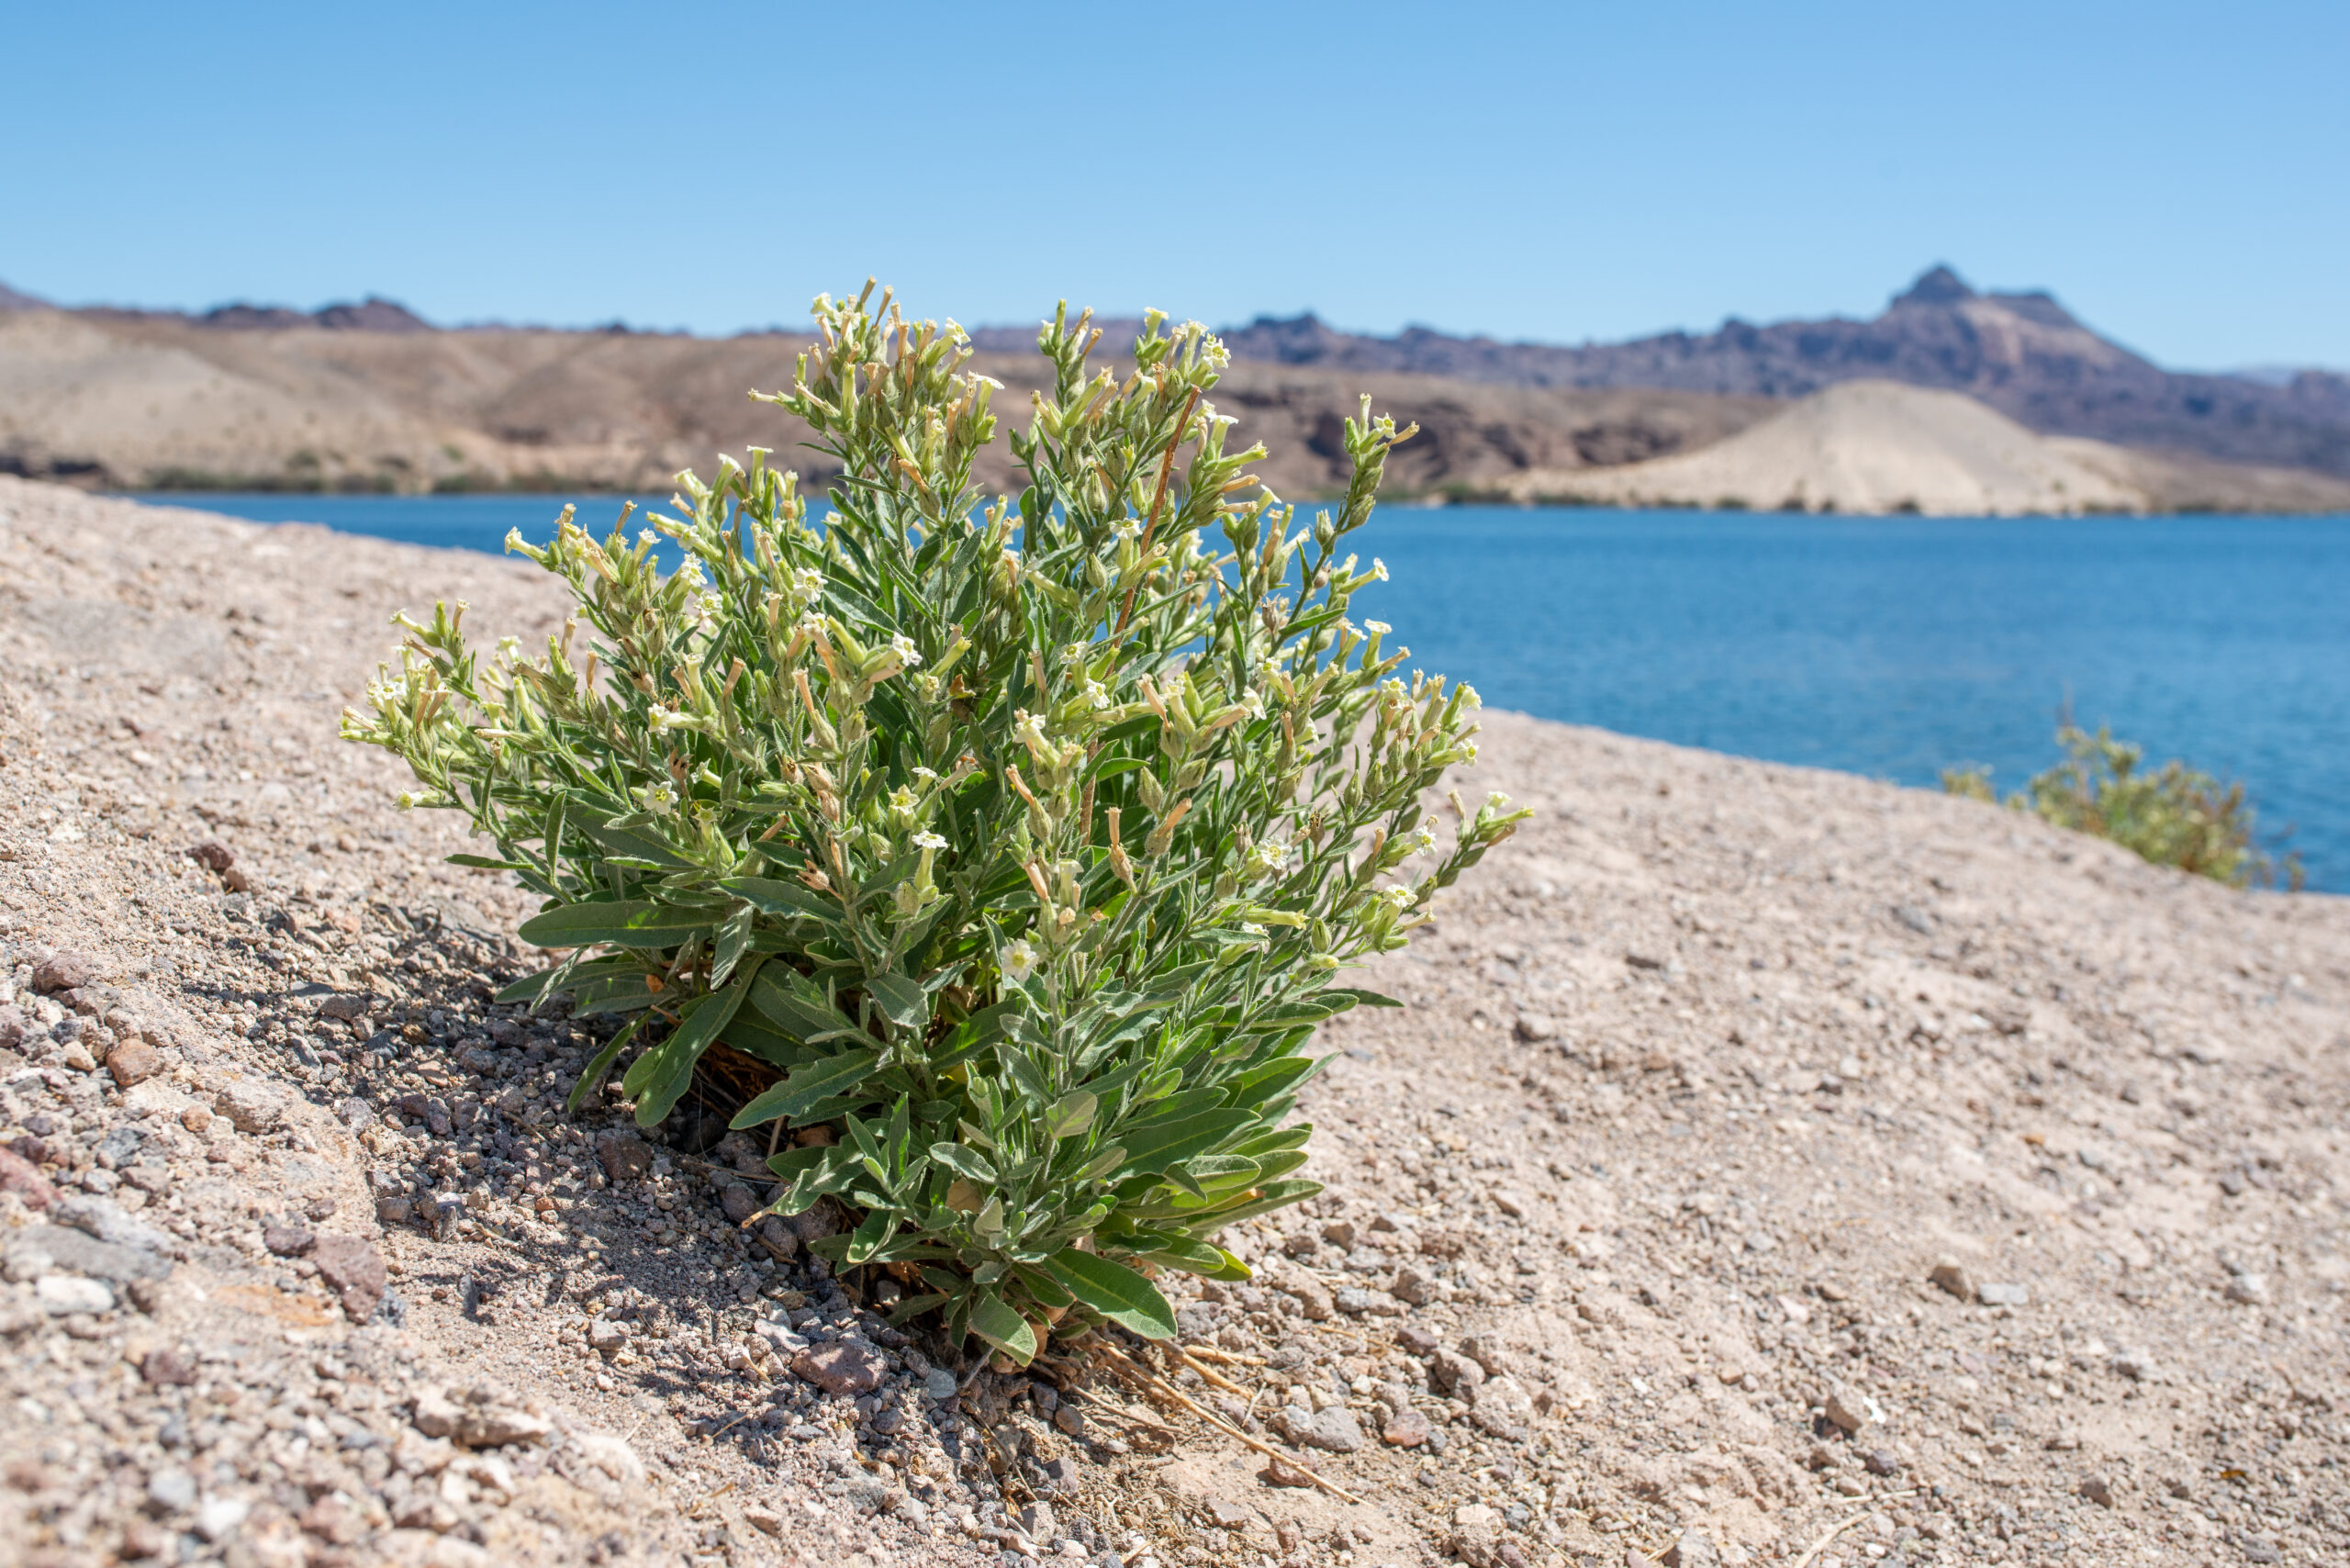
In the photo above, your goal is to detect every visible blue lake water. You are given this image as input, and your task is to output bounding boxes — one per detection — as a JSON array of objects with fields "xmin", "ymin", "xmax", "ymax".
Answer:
[{"xmin": 140, "ymin": 493, "xmax": 2350, "ymax": 890}]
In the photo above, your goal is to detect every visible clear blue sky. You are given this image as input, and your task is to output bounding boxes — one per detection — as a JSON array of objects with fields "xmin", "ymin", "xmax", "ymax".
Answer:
[{"xmin": 7, "ymin": 1, "xmax": 2345, "ymax": 369}]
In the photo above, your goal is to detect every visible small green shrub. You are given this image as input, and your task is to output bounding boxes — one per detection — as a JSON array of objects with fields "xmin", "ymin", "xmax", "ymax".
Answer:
[
  {"xmin": 1942, "ymin": 725, "xmax": 2298, "ymax": 889},
  {"xmin": 345, "ymin": 285, "xmax": 1527, "ymax": 1362}
]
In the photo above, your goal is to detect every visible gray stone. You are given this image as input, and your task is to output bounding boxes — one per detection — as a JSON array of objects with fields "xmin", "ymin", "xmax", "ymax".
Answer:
[
  {"xmin": 1662, "ymin": 1529, "xmax": 1719, "ymax": 1568},
  {"xmin": 1823, "ymin": 1383, "xmax": 1873, "ymax": 1435},
  {"xmin": 2224, "ymin": 1272, "xmax": 2268, "ymax": 1305},
  {"xmin": 194, "ymin": 1496, "xmax": 250, "ymax": 1542},
  {"xmin": 1928, "ymin": 1258, "xmax": 1977, "ymax": 1302},
  {"xmin": 1391, "ymin": 1267, "xmax": 1442, "ymax": 1306},
  {"xmin": 923, "ymin": 1368, "xmax": 959, "ymax": 1402},
  {"xmin": 1334, "ymin": 1286, "xmax": 1401, "ymax": 1316},
  {"xmin": 2079, "ymin": 1474, "xmax": 2115, "ymax": 1508},
  {"xmin": 38, "ymin": 1273, "xmax": 117, "ymax": 1314},
  {"xmin": 212, "ymin": 1078, "xmax": 288, "ymax": 1134},
  {"xmin": 1976, "ymin": 1282, "xmax": 2030, "ymax": 1307},
  {"xmin": 317, "ymin": 992, "xmax": 375, "ymax": 1022},
  {"xmin": 1467, "ymin": 1373, "xmax": 1534, "ymax": 1440},
  {"xmin": 588, "ymin": 1318, "xmax": 631, "ymax": 1353},
  {"xmin": 1513, "ymin": 1012, "xmax": 1559, "ymax": 1043},
  {"xmin": 718, "ymin": 1182, "xmax": 759, "ymax": 1226},
  {"xmin": 8, "ymin": 1223, "xmax": 170, "ymax": 1286},
  {"xmin": 2110, "ymin": 1347, "xmax": 2155, "ymax": 1382},
  {"xmin": 1429, "ymin": 1347, "xmax": 1485, "ymax": 1397},
  {"xmin": 411, "ymin": 1383, "xmax": 553, "ymax": 1447},
  {"xmin": 594, "ymin": 1131, "xmax": 653, "ymax": 1183},
  {"xmin": 147, "ymin": 1468, "xmax": 198, "ymax": 1511},
  {"xmin": 1279, "ymin": 1405, "xmax": 1364, "ymax": 1453}
]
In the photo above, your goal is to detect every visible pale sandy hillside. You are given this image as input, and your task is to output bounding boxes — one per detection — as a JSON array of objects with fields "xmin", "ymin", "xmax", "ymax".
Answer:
[{"xmin": 1514, "ymin": 379, "xmax": 2350, "ymax": 516}]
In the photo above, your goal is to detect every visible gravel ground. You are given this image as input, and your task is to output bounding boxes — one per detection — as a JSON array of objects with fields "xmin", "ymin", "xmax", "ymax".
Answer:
[{"xmin": 3, "ymin": 475, "xmax": 2346, "ymax": 1568}]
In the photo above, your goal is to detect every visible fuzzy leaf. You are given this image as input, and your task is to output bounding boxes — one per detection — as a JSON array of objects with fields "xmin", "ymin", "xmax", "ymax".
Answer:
[
  {"xmin": 966, "ymin": 1293, "xmax": 1037, "ymax": 1363},
  {"xmin": 518, "ymin": 899, "xmax": 712, "ymax": 950},
  {"xmin": 729, "ymin": 1047, "xmax": 882, "ymax": 1129},
  {"xmin": 1042, "ymin": 1249, "xmax": 1175, "ymax": 1338}
]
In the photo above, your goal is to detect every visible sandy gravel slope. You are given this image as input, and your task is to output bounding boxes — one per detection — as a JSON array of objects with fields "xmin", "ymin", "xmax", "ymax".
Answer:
[{"xmin": 2, "ymin": 476, "xmax": 2345, "ymax": 1568}]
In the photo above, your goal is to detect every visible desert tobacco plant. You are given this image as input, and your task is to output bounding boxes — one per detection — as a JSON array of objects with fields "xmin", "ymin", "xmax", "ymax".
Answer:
[
  {"xmin": 346, "ymin": 283, "xmax": 1528, "ymax": 1363},
  {"xmin": 1943, "ymin": 724, "xmax": 2298, "ymax": 889}
]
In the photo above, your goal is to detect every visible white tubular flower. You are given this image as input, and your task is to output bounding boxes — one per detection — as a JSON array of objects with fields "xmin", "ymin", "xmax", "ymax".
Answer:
[
  {"xmin": 1242, "ymin": 689, "xmax": 1267, "ymax": 721},
  {"xmin": 1459, "ymin": 741, "xmax": 1479, "ymax": 765},
  {"xmin": 1239, "ymin": 921, "xmax": 1267, "ymax": 937},
  {"xmin": 1364, "ymin": 620, "xmax": 1392, "ymax": 635},
  {"xmin": 1012, "ymin": 710, "xmax": 1048, "ymax": 749},
  {"xmin": 914, "ymin": 671, "xmax": 943, "ymax": 702},
  {"xmin": 912, "ymin": 830, "xmax": 947, "ymax": 851},
  {"xmin": 1002, "ymin": 938, "xmax": 1038, "ymax": 982},
  {"xmin": 890, "ymin": 633, "xmax": 923, "ymax": 668},
  {"xmin": 1382, "ymin": 885, "xmax": 1416, "ymax": 911},
  {"xmin": 889, "ymin": 785, "xmax": 919, "ymax": 819},
  {"xmin": 1459, "ymin": 682, "xmax": 1483, "ymax": 711},
  {"xmin": 638, "ymin": 528, "xmax": 658, "ymax": 547},
  {"xmin": 641, "ymin": 781, "xmax": 679, "ymax": 816},
  {"xmin": 1081, "ymin": 680, "xmax": 1111, "ymax": 711},
  {"xmin": 1486, "ymin": 791, "xmax": 1512, "ymax": 811},
  {"xmin": 911, "ymin": 765, "xmax": 940, "ymax": 784},
  {"xmin": 395, "ymin": 791, "xmax": 424, "ymax": 810},
  {"xmin": 791, "ymin": 566, "xmax": 824, "ymax": 601},
  {"xmin": 1114, "ymin": 519, "xmax": 1142, "ymax": 541},
  {"xmin": 1371, "ymin": 557, "xmax": 1389, "ymax": 581}
]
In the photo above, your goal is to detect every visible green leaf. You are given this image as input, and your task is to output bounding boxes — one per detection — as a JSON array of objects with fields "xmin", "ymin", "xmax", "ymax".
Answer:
[
  {"xmin": 1043, "ymin": 1091, "xmax": 1097, "ymax": 1140},
  {"xmin": 711, "ymin": 904, "xmax": 755, "ymax": 988},
  {"xmin": 928, "ymin": 1142, "xmax": 999, "ymax": 1184},
  {"xmin": 1185, "ymin": 1178, "xmax": 1323, "ymax": 1231},
  {"xmin": 573, "ymin": 810, "xmax": 692, "ymax": 868},
  {"xmin": 622, "ymin": 980, "xmax": 748, "ymax": 1126},
  {"xmin": 1326, "ymin": 987, "xmax": 1402, "ymax": 1008},
  {"xmin": 1113, "ymin": 1110, "xmax": 1257, "ymax": 1176},
  {"xmin": 494, "ymin": 967, "xmax": 563, "ymax": 1005},
  {"xmin": 865, "ymin": 971, "xmax": 929, "ymax": 1036},
  {"xmin": 1042, "ymin": 1249, "xmax": 1176, "ymax": 1339},
  {"xmin": 729, "ymin": 1047, "xmax": 881, "ymax": 1129},
  {"xmin": 766, "ymin": 1144, "xmax": 834, "ymax": 1182},
  {"xmin": 746, "ymin": 966, "xmax": 854, "ymax": 1040},
  {"xmin": 563, "ymin": 1016, "xmax": 640, "ymax": 1113},
  {"xmin": 447, "ymin": 853, "xmax": 531, "ymax": 872},
  {"xmin": 723, "ymin": 876, "xmax": 846, "ymax": 924},
  {"xmin": 518, "ymin": 899, "xmax": 713, "ymax": 950},
  {"xmin": 966, "ymin": 1292, "xmax": 1037, "ymax": 1364},
  {"xmin": 845, "ymin": 1207, "xmax": 899, "ymax": 1265}
]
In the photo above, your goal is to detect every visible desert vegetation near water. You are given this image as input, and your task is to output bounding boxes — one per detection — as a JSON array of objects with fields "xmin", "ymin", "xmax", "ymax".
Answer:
[{"xmin": 4, "ymin": 459, "xmax": 2350, "ymax": 1568}]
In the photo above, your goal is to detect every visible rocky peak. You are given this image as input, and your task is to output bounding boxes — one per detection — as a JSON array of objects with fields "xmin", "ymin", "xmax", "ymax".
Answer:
[{"xmin": 1890, "ymin": 264, "xmax": 1976, "ymax": 308}]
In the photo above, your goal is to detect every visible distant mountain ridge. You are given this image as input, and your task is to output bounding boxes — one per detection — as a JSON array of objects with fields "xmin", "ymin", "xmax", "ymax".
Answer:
[{"xmin": 973, "ymin": 268, "xmax": 2350, "ymax": 479}]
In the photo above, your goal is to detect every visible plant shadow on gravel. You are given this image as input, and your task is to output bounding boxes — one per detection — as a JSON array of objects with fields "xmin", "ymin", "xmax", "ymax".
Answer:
[{"xmin": 294, "ymin": 898, "xmax": 1117, "ymax": 1540}]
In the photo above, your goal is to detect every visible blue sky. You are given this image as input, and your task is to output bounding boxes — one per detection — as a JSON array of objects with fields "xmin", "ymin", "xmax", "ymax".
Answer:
[{"xmin": 7, "ymin": 1, "xmax": 2345, "ymax": 369}]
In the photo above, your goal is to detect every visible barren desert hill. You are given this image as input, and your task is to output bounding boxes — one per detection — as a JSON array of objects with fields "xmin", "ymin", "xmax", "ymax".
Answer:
[
  {"xmin": 1166, "ymin": 266, "xmax": 2350, "ymax": 482},
  {"xmin": 0, "ymin": 301, "xmax": 1773, "ymax": 500},
  {"xmin": 1514, "ymin": 380, "xmax": 2350, "ymax": 517},
  {"xmin": 6, "ymin": 274, "xmax": 2350, "ymax": 512}
]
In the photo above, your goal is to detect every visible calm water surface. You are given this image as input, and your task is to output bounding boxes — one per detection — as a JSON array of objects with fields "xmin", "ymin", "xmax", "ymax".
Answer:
[{"xmin": 142, "ymin": 494, "xmax": 2350, "ymax": 889}]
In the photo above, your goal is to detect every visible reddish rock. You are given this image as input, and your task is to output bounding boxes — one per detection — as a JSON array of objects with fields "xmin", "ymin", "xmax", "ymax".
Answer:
[
  {"xmin": 141, "ymin": 1347, "xmax": 197, "ymax": 1386},
  {"xmin": 791, "ymin": 1339, "xmax": 887, "ymax": 1397},
  {"xmin": 106, "ymin": 1038, "xmax": 163, "ymax": 1087},
  {"xmin": 32, "ymin": 951, "xmax": 103, "ymax": 993},
  {"xmin": 185, "ymin": 841, "xmax": 235, "ymax": 872},
  {"xmin": 594, "ymin": 1130, "xmax": 653, "ymax": 1183},
  {"xmin": 0, "ymin": 1147, "xmax": 61, "ymax": 1211},
  {"xmin": 1382, "ymin": 1406, "xmax": 1432, "ymax": 1447},
  {"xmin": 310, "ymin": 1234, "xmax": 386, "ymax": 1321}
]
